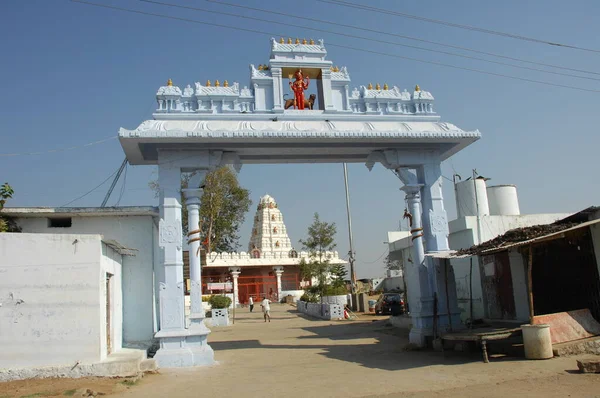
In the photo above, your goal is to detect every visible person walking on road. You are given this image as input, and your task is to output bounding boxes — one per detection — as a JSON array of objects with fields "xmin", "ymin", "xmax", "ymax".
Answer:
[
  {"xmin": 249, "ymin": 296, "xmax": 254, "ymax": 313},
  {"xmin": 261, "ymin": 296, "xmax": 271, "ymax": 322}
]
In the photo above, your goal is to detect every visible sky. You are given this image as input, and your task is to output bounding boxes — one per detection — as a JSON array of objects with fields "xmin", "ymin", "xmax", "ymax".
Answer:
[{"xmin": 1, "ymin": 0, "xmax": 599, "ymax": 278}]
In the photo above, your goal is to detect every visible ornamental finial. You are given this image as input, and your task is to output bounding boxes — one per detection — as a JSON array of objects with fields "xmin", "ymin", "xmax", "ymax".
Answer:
[
  {"xmin": 309, "ymin": 38, "xmax": 315, "ymax": 45},
  {"xmin": 383, "ymin": 83, "xmax": 389, "ymax": 90},
  {"xmin": 215, "ymin": 80, "xmax": 221, "ymax": 87},
  {"xmin": 288, "ymin": 37, "xmax": 292, "ymax": 44},
  {"xmin": 415, "ymin": 84, "xmax": 421, "ymax": 92},
  {"xmin": 295, "ymin": 38, "xmax": 300, "ymax": 44},
  {"xmin": 167, "ymin": 78, "xmax": 173, "ymax": 86},
  {"xmin": 206, "ymin": 80, "xmax": 211, "ymax": 87},
  {"xmin": 280, "ymin": 37, "xmax": 285, "ymax": 44},
  {"xmin": 367, "ymin": 83, "xmax": 373, "ymax": 89},
  {"xmin": 375, "ymin": 83, "xmax": 381, "ymax": 90},
  {"xmin": 224, "ymin": 80, "xmax": 229, "ymax": 87},
  {"xmin": 302, "ymin": 38, "xmax": 307, "ymax": 44}
]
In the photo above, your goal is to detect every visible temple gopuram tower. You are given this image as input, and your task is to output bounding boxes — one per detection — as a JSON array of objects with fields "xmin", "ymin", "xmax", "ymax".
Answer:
[{"xmin": 248, "ymin": 195, "xmax": 293, "ymax": 257}]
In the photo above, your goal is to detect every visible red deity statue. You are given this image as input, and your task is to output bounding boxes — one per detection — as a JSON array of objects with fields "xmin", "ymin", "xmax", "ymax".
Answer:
[{"xmin": 289, "ymin": 69, "xmax": 310, "ymax": 110}]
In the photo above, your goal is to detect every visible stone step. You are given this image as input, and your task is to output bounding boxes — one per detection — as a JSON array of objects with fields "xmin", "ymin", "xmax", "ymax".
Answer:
[
  {"xmin": 140, "ymin": 359, "xmax": 158, "ymax": 373},
  {"xmin": 577, "ymin": 359, "xmax": 600, "ymax": 373}
]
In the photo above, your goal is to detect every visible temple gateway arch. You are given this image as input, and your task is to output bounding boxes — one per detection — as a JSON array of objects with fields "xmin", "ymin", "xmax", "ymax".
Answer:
[{"xmin": 119, "ymin": 38, "xmax": 480, "ymax": 367}]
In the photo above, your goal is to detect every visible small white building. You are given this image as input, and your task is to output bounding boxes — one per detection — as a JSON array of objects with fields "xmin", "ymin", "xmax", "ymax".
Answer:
[
  {"xmin": 388, "ymin": 180, "xmax": 570, "ymax": 323},
  {"xmin": 1, "ymin": 207, "xmax": 160, "ymax": 350},
  {"xmin": 0, "ymin": 233, "xmax": 125, "ymax": 369}
]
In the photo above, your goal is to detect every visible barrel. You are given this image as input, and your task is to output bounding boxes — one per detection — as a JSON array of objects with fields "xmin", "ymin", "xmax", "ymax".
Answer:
[
  {"xmin": 521, "ymin": 324, "xmax": 553, "ymax": 359},
  {"xmin": 368, "ymin": 300, "xmax": 377, "ymax": 313}
]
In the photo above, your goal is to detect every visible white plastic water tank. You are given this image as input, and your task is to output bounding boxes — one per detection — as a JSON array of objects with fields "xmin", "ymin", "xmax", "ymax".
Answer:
[
  {"xmin": 455, "ymin": 178, "xmax": 490, "ymax": 218},
  {"xmin": 487, "ymin": 185, "xmax": 521, "ymax": 216}
]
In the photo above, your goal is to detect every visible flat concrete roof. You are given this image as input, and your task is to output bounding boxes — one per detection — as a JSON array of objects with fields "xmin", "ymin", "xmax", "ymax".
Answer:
[{"xmin": 3, "ymin": 206, "xmax": 159, "ymax": 218}]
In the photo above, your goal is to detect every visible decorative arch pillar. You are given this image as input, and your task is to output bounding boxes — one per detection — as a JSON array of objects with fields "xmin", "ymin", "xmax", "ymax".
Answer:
[
  {"xmin": 154, "ymin": 149, "xmax": 241, "ymax": 367},
  {"xmin": 366, "ymin": 149, "xmax": 460, "ymax": 346},
  {"xmin": 229, "ymin": 267, "xmax": 241, "ymax": 307}
]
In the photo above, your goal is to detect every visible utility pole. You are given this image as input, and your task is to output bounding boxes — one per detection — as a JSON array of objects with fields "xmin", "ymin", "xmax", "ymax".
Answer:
[
  {"xmin": 101, "ymin": 158, "xmax": 128, "ymax": 207},
  {"xmin": 343, "ymin": 163, "xmax": 357, "ymax": 294}
]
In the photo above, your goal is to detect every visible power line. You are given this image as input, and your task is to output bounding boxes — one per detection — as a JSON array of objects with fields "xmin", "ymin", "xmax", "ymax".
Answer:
[
  {"xmin": 70, "ymin": 0, "xmax": 600, "ymax": 93},
  {"xmin": 320, "ymin": 0, "xmax": 600, "ymax": 54},
  {"xmin": 206, "ymin": 0, "xmax": 600, "ymax": 77},
  {"xmin": 0, "ymin": 135, "xmax": 117, "ymax": 157},
  {"xmin": 60, "ymin": 164, "xmax": 121, "ymax": 207},
  {"xmin": 362, "ymin": 249, "xmax": 388, "ymax": 264},
  {"xmin": 138, "ymin": 0, "xmax": 600, "ymax": 82}
]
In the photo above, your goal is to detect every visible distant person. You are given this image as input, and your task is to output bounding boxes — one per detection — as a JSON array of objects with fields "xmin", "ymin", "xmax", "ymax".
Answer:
[
  {"xmin": 261, "ymin": 296, "xmax": 271, "ymax": 322},
  {"xmin": 249, "ymin": 296, "xmax": 254, "ymax": 313}
]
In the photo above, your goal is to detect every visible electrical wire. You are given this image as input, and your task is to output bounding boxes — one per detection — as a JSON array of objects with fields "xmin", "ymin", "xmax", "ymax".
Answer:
[
  {"xmin": 320, "ymin": 0, "xmax": 600, "ymax": 54},
  {"xmin": 59, "ymin": 165, "xmax": 121, "ymax": 207},
  {"xmin": 206, "ymin": 0, "xmax": 600, "ymax": 77},
  {"xmin": 70, "ymin": 0, "xmax": 600, "ymax": 93},
  {"xmin": 137, "ymin": 0, "xmax": 600, "ymax": 82},
  {"xmin": 0, "ymin": 135, "xmax": 117, "ymax": 157},
  {"xmin": 362, "ymin": 249, "xmax": 388, "ymax": 264}
]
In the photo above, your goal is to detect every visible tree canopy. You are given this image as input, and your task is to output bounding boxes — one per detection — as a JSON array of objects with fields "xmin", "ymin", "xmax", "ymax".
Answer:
[
  {"xmin": 299, "ymin": 213, "xmax": 345, "ymax": 298},
  {"xmin": 198, "ymin": 167, "xmax": 251, "ymax": 253}
]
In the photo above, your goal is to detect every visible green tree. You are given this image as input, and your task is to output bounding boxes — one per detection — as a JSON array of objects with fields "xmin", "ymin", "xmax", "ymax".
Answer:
[
  {"xmin": 0, "ymin": 183, "xmax": 19, "ymax": 233},
  {"xmin": 330, "ymin": 263, "xmax": 348, "ymax": 289},
  {"xmin": 150, "ymin": 166, "xmax": 251, "ymax": 253},
  {"xmin": 198, "ymin": 167, "xmax": 251, "ymax": 253},
  {"xmin": 299, "ymin": 213, "xmax": 338, "ymax": 299}
]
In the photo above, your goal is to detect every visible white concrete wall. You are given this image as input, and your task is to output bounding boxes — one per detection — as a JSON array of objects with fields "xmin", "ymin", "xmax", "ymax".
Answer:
[
  {"xmin": 14, "ymin": 215, "xmax": 157, "ymax": 348},
  {"xmin": 382, "ymin": 276, "xmax": 405, "ymax": 292},
  {"xmin": 508, "ymin": 249, "xmax": 529, "ymax": 322},
  {"xmin": 450, "ymin": 257, "xmax": 484, "ymax": 322},
  {"xmin": 0, "ymin": 233, "xmax": 119, "ymax": 369}
]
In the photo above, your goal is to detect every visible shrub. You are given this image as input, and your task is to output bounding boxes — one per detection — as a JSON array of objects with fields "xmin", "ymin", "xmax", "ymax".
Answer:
[
  {"xmin": 301, "ymin": 291, "xmax": 319, "ymax": 303},
  {"xmin": 323, "ymin": 285, "xmax": 348, "ymax": 296},
  {"xmin": 201, "ymin": 295, "xmax": 213, "ymax": 302},
  {"xmin": 208, "ymin": 295, "xmax": 231, "ymax": 309}
]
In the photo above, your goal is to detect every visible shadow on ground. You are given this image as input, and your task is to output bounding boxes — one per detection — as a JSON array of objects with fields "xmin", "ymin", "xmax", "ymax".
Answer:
[{"xmin": 209, "ymin": 308, "xmax": 526, "ymax": 371}]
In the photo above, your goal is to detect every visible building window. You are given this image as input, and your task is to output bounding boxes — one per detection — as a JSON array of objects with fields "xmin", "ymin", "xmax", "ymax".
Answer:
[{"xmin": 48, "ymin": 217, "xmax": 72, "ymax": 228}]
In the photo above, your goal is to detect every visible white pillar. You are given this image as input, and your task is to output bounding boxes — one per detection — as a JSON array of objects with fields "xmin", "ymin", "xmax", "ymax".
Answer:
[
  {"xmin": 402, "ymin": 184, "xmax": 435, "ymax": 346},
  {"xmin": 183, "ymin": 188, "xmax": 204, "ymax": 319},
  {"xmin": 153, "ymin": 151, "xmax": 214, "ymax": 368},
  {"xmin": 229, "ymin": 267, "xmax": 241, "ymax": 307},
  {"xmin": 273, "ymin": 266, "xmax": 284, "ymax": 302}
]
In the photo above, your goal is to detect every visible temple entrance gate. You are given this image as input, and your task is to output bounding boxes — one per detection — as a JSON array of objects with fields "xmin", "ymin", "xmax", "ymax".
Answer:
[{"xmin": 118, "ymin": 38, "xmax": 480, "ymax": 368}]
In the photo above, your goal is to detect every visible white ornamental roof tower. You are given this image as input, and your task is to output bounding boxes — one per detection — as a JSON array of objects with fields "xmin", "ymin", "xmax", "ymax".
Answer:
[{"xmin": 248, "ymin": 194, "xmax": 293, "ymax": 257}]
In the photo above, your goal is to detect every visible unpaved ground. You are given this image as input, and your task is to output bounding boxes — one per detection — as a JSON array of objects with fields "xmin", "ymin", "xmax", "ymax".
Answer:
[
  {"xmin": 2, "ymin": 305, "xmax": 599, "ymax": 397},
  {"xmin": 0, "ymin": 376, "xmax": 133, "ymax": 397}
]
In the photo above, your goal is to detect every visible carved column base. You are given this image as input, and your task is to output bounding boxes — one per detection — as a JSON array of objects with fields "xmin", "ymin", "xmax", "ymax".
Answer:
[{"xmin": 154, "ymin": 328, "xmax": 214, "ymax": 368}]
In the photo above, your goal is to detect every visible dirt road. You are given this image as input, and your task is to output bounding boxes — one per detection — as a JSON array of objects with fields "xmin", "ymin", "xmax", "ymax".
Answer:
[{"xmin": 2, "ymin": 305, "xmax": 598, "ymax": 397}]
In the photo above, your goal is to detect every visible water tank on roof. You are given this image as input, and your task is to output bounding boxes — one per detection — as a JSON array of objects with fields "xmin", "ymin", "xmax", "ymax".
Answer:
[
  {"xmin": 487, "ymin": 185, "xmax": 520, "ymax": 216},
  {"xmin": 455, "ymin": 178, "xmax": 490, "ymax": 218}
]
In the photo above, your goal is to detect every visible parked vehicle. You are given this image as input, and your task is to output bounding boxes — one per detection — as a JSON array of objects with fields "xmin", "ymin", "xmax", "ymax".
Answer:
[{"xmin": 375, "ymin": 293, "xmax": 405, "ymax": 315}]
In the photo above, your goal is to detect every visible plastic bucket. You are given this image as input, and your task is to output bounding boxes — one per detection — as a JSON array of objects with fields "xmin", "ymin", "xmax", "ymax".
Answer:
[
  {"xmin": 521, "ymin": 324, "xmax": 553, "ymax": 359},
  {"xmin": 368, "ymin": 300, "xmax": 377, "ymax": 313}
]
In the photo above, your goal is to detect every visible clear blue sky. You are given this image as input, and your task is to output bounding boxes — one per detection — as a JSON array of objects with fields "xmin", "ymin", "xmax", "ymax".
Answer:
[{"xmin": 1, "ymin": 0, "xmax": 599, "ymax": 278}]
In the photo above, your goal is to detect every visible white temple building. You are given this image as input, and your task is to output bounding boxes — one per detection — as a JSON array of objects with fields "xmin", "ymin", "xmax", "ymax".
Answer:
[{"xmin": 185, "ymin": 194, "xmax": 345, "ymax": 305}]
